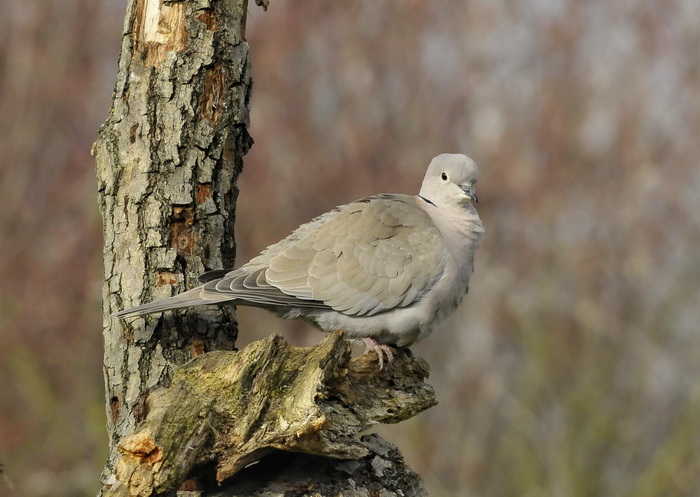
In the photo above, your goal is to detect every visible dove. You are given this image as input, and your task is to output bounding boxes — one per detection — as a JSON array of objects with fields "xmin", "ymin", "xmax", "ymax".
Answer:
[{"xmin": 116, "ymin": 153, "xmax": 484, "ymax": 366}]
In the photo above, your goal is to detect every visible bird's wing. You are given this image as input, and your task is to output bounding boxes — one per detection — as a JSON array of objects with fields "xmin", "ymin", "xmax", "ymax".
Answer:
[{"xmin": 209, "ymin": 194, "xmax": 446, "ymax": 317}]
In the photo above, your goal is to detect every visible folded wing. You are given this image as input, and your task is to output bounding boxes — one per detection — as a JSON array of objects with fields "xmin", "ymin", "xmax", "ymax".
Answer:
[{"xmin": 206, "ymin": 194, "xmax": 446, "ymax": 316}]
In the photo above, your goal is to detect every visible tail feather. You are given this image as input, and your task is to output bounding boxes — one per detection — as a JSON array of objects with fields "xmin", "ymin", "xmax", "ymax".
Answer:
[{"xmin": 114, "ymin": 288, "xmax": 225, "ymax": 318}]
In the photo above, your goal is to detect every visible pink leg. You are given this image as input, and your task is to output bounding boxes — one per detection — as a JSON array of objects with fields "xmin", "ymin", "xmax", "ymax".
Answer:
[{"xmin": 362, "ymin": 337, "xmax": 396, "ymax": 370}]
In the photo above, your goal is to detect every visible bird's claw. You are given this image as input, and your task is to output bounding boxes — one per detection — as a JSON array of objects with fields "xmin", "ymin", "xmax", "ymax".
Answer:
[{"xmin": 362, "ymin": 337, "xmax": 396, "ymax": 370}]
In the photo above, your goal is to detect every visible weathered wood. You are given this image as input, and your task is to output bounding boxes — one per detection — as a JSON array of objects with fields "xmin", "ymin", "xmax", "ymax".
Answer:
[
  {"xmin": 203, "ymin": 434, "xmax": 428, "ymax": 497},
  {"xmin": 103, "ymin": 332, "xmax": 436, "ymax": 496},
  {"xmin": 93, "ymin": 0, "xmax": 253, "ymax": 488}
]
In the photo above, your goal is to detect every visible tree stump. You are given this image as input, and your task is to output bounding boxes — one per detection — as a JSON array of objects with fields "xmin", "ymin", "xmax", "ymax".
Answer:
[{"xmin": 104, "ymin": 332, "xmax": 435, "ymax": 496}]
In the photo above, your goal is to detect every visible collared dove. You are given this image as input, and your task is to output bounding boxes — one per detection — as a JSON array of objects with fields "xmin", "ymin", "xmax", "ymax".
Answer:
[{"xmin": 117, "ymin": 153, "xmax": 484, "ymax": 366}]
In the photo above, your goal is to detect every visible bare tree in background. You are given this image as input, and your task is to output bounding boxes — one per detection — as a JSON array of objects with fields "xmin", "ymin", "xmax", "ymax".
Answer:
[{"xmin": 93, "ymin": 1, "xmax": 433, "ymax": 495}]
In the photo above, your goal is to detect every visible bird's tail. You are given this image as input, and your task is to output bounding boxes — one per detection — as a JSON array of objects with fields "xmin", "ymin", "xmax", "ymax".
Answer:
[{"xmin": 113, "ymin": 287, "xmax": 226, "ymax": 318}]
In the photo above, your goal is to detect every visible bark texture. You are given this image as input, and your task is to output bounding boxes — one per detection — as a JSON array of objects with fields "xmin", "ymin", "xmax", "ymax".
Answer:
[
  {"xmin": 93, "ymin": 0, "xmax": 252, "ymax": 486},
  {"xmin": 104, "ymin": 332, "xmax": 435, "ymax": 496}
]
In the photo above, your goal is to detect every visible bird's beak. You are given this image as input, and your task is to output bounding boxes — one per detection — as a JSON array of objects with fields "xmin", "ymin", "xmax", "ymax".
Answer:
[{"xmin": 461, "ymin": 184, "xmax": 478, "ymax": 203}]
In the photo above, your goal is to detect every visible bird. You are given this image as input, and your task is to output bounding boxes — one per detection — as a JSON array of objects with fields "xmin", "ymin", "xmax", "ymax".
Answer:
[{"xmin": 116, "ymin": 153, "xmax": 484, "ymax": 367}]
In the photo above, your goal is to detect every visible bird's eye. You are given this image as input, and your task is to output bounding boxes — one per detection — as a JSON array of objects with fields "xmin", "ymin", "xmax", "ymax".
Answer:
[{"xmin": 441, "ymin": 172, "xmax": 448, "ymax": 181}]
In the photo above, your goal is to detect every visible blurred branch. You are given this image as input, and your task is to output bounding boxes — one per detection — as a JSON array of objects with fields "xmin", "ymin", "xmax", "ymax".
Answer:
[{"xmin": 254, "ymin": 0, "xmax": 270, "ymax": 11}]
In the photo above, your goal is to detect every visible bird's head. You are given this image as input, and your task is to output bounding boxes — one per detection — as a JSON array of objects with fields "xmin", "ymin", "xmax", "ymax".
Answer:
[{"xmin": 419, "ymin": 153, "xmax": 480, "ymax": 207}]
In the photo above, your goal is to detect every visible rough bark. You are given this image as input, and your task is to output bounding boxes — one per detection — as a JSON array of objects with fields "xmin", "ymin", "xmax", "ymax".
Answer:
[
  {"xmin": 93, "ymin": 0, "xmax": 252, "ymax": 487},
  {"xmin": 104, "ymin": 332, "xmax": 435, "ymax": 496}
]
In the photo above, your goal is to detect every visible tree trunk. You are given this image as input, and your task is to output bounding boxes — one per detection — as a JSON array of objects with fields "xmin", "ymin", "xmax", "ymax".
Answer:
[
  {"xmin": 93, "ymin": 0, "xmax": 252, "ymax": 488},
  {"xmin": 93, "ymin": 1, "xmax": 434, "ymax": 495}
]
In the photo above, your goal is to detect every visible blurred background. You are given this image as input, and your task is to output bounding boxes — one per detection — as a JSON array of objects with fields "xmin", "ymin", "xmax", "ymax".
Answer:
[{"xmin": 1, "ymin": 0, "xmax": 700, "ymax": 496}]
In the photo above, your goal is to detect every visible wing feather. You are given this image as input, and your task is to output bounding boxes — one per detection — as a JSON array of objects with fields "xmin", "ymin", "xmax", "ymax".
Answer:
[{"xmin": 263, "ymin": 194, "xmax": 446, "ymax": 316}]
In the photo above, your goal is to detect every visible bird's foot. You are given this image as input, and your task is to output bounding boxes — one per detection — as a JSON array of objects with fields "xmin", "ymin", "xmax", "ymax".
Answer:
[{"xmin": 361, "ymin": 337, "xmax": 396, "ymax": 370}]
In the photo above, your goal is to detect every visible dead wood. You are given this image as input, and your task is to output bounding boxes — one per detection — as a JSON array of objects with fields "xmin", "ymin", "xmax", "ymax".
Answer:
[{"xmin": 104, "ymin": 332, "xmax": 436, "ymax": 496}]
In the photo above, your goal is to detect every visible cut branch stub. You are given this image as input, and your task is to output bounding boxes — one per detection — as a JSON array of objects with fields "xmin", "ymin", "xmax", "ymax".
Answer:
[{"xmin": 107, "ymin": 332, "xmax": 436, "ymax": 496}]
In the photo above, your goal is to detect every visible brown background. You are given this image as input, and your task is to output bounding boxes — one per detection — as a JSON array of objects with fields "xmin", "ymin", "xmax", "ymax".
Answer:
[{"xmin": 1, "ymin": 1, "xmax": 699, "ymax": 496}]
